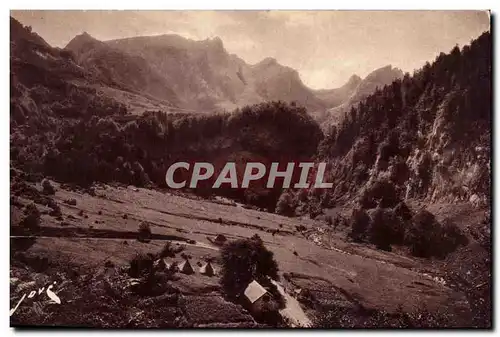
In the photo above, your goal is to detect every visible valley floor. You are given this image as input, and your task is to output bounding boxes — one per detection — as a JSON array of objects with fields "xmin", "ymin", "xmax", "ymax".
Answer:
[{"xmin": 10, "ymin": 181, "xmax": 489, "ymax": 328}]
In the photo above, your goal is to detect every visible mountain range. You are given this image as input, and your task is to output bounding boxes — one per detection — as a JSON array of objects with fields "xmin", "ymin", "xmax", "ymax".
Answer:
[
  {"xmin": 313, "ymin": 66, "xmax": 404, "ymax": 127},
  {"xmin": 10, "ymin": 15, "xmax": 490, "ymax": 209},
  {"xmin": 11, "ymin": 15, "xmax": 403, "ymax": 122},
  {"xmin": 63, "ymin": 27, "xmax": 401, "ymax": 116}
]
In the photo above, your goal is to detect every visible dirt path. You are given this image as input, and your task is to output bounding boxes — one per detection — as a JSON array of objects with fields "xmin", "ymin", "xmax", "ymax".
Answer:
[
  {"xmin": 10, "ymin": 235, "xmax": 220, "ymax": 251},
  {"xmin": 271, "ymin": 280, "xmax": 312, "ymax": 327}
]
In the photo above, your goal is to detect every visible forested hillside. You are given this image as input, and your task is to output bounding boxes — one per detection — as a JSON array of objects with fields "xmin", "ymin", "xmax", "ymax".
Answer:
[
  {"xmin": 11, "ymin": 16, "xmax": 491, "ymax": 215},
  {"xmin": 10, "ymin": 17, "xmax": 323, "ymax": 211},
  {"xmin": 283, "ymin": 31, "xmax": 491, "ymax": 216}
]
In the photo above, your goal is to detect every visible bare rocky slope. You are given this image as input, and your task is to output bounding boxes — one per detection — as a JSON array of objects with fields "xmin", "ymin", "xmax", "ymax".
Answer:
[
  {"xmin": 65, "ymin": 32, "xmax": 180, "ymax": 107},
  {"xmin": 66, "ymin": 33, "xmax": 326, "ymax": 112},
  {"xmin": 12, "ymin": 14, "xmax": 402, "ymax": 118}
]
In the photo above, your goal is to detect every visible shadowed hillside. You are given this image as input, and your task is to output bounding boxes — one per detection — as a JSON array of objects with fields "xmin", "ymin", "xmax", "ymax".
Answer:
[
  {"xmin": 66, "ymin": 32, "xmax": 180, "ymax": 106},
  {"xmin": 10, "ymin": 17, "xmax": 129, "ymax": 126},
  {"xmin": 317, "ymin": 65, "xmax": 404, "ymax": 127},
  {"xmin": 282, "ymin": 31, "xmax": 491, "ymax": 216}
]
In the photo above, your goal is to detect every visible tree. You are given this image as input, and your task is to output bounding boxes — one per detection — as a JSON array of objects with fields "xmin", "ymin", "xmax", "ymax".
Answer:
[
  {"xmin": 406, "ymin": 210, "xmax": 442, "ymax": 258},
  {"xmin": 369, "ymin": 207, "xmax": 395, "ymax": 251},
  {"xmin": 359, "ymin": 178, "xmax": 400, "ymax": 209},
  {"xmin": 394, "ymin": 201, "xmax": 413, "ymax": 223},
  {"xmin": 348, "ymin": 208, "xmax": 370, "ymax": 242},
  {"xmin": 275, "ymin": 192, "xmax": 297, "ymax": 217},
  {"xmin": 220, "ymin": 234, "xmax": 279, "ymax": 299},
  {"xmin": 42, "ymin": 179, "xmax": 56, "ymax": 195},
  {"xmin": 128, "ymin": 252, "xmax": 155, "ymax": 277},
  {"xmin": 21, "ymin": 203, "xmax": 41, "ymax": 231},
  {"xmin": 138, "ymin": 221, "xmax": 152, "ymax": 243}
]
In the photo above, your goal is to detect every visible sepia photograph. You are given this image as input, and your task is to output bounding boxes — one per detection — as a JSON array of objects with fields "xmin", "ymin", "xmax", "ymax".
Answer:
[{"xmin": 8, "ymin": 9, "xmax": 492, "ymax": 328}]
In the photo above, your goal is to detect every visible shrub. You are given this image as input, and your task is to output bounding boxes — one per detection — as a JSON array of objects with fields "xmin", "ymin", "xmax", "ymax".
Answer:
[
  {"xmin": 308, "ymin": 203, "xmax": 323, "ymax": 219},
  {"xmin": 158, "ymin": 242, "xmax": 176, "ymax": 258},
  {"xmin": 348, "ymin": 209, "xmax": 371, "ymax": 242},
  {"xmin": 220, "ymin": 234, "xmax": 279, "ymax": 299},
  {"xmin": 47, "ymin": 199, "xmax": 62, "ymax": 217},
  {"xmin": 359, "ymin": 178, "xmax": 400, "ymax": 209},
  {"xmin": 389, "ymin": 157, "xmax": 411, "ymax": 185},
  {"xmin": 180, "ymin": 252, "xmax": 192, "ymax": 260},
  {"xmin": 406, "ymin": 210, "xmax": 443, "ymax": 258},
  {"xmin": 295, "ymin": 225, "xmax": 307, "ymax": 232},
  {"xmin": 48, "ymin": 207, "xmax": 61, "ymax": 217},
  {"xmin": 88, "ymin": 187, "xmax": 96, "ymax": 196},
  {"xmin": 368, "ymin": 207, "xmax": 396, "ymax": 251},
  {"xmin": 20, "ymin": 203, "xmax": 41, "ymax": 231},
  {"xmin": 439, "ymin": 219, "xmax": 469, "ymax": 255},
  {"xmin": 128, "ymin": 252, "xmax": 155, "ymax": 277},
  {"xmin": 393, "ymin": 201, "xmax": 413, "ymax": 223},
  {"xmin": 313, "ymin": 305, "xmax": 453, "ymax": 328},
  {"xmin": 64, "ymin": 198, "xmax": 77, "ymax": 206},
  {"xmin": 138, "ymin": 222, "xmax": 152, "ymax": 243},
  {"xmin": 313, "ymin": 306, "xmax": 356, "ymax": 328},
  {"xmin": 10, "ymin": 196, "xmax": 23, "ymax": 207},
  {"xmin": 131, "ymin": 270, "xmax": 179, "ymax": 297},
  {"xmin": 275, "ymin": 192, "xmax": 297, "ymax": 217},
  {"xmin": 42, "ymin": 179, "xmax": 55, "ymax": 195}
]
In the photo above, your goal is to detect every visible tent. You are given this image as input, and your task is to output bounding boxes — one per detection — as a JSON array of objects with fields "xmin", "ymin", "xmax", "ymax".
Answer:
[
  {"xmin": 178, "ymin": 259, "xmax": 194, "ymax": 274},
  {"xmin": 199, "ymin": 261, "xmax": 215, "ymax": 276},
  {"xmin": 154, "ymin": 258, "xmax": 175, "ymax": 271}
]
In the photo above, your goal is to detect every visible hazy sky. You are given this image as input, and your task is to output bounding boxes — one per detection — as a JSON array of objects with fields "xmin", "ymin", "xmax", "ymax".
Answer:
[{"xmin": 11, "ymin": 10, "xmax": 490, "ymax": 89}]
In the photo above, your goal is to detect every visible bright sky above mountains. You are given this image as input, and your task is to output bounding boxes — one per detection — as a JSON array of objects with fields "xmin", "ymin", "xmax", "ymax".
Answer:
[{"xmin": 11, "ymin": 10, "xmax": 490, "ymax": 89}]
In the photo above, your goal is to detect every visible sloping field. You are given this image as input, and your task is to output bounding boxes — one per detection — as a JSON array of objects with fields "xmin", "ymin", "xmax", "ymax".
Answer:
[{"xmin": 10, "ymin": 181, "xmax": 471, "ymax": 323}]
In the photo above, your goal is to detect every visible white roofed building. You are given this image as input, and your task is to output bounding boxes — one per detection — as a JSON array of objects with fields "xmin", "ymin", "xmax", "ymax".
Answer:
[{"xmin": 244, "ymin": 280, "xmax": 269, "ymax": 304}]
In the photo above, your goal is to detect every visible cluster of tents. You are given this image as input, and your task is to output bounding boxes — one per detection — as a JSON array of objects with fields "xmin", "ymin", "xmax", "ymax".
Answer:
[{"xmin": 154, "ymin": 258, "xmax": 216, "ymax": 276}]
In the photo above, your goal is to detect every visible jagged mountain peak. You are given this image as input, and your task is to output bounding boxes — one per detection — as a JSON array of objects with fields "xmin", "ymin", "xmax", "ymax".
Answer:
[
  {"xmin": 364, "ymin": 64, "xmax": 404, "ymax": 83},
  {"xmin": 70, "ymin": 31, "xmax": 98, "ymax": 43},
  {"xmin": 65, "ymin": 31, "xmax": 104, "ymax": 51},
  {"xmin": 80, "ymin": 31, "xmax": 92, "ymax": 38},
  {"xmin": 346, "ymin": 74, "xmax": 362, "ymax": 86},
  {"xmin": 209, "ymin": 36, "xmax": 223, "ymax": 47},
  {"xmin": 253, "ymin": 57, "xmax": 298, "ymax": 77},
  {"xmin": 259, "ymin": 57, "xmax": 278, "ymax": 65}
]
